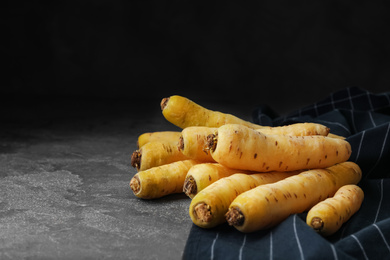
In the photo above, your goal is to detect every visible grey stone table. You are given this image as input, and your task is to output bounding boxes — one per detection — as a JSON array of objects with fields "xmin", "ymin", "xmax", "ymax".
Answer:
[{"xmin": 1, "ymin": 97, "xmax": 237, "ymax": 260}]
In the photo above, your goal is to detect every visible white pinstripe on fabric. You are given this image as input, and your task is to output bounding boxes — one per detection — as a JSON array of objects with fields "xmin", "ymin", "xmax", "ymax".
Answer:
[
  {"xmin": 297, "ymin": 92, "xmax": 368, "ymax": 115},
  {"xmin": 290, "ymin": 89, "xmax": 390, "ymax": 119},
  {"xmin": 238, "ymin": 235, "xmax": 246, "ymax": 260},
  {"xmin": 330, "ymin": 244, "xmax": 338, "ymax": 260},
  {"xmin": 347, "ymin": 87, "xmax": 355, "ymax": 110},
  {"xmin": 293, "ymin": 214, "xmax": 305, "ymax": 260},
  {"xmin": 210, "ymin": 232, "xmax": 219, "ymax": 260},
  {"xmin": 351, "ymin": 235, "xmax": 369, "ymax": 260},
  {"xmin": 354, "ymin": 130, "xmax": 366, "ymax": 162},
  {"xmin": 373, "ymin": 223, "xmax": 390, "ymax": 253},
  {"xmin": 366, "ymin": 91, "xmax": 374, "ymax": 111},
  {"xmin": 316, "ymin": 119, "xmax": 351, "ymax": 134},
  {"xmin": 368, "ymin": 112, "xmax": 376, "ymax": 127},
  {"xmin": 350, "ymin": 109, "xmax": 357, "ymax": 134},
  {"xmin": 365, "ymin": 123, "xmax": 390, "ymax": 179},
  {"xmin": 374, "ymin": 179, "xmax": 384, "ymax": 224}
]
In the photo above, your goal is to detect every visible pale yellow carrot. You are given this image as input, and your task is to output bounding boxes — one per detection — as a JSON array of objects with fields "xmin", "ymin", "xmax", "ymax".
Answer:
[
  {"xmin": 207, "ymin": 124, "xmax": 351, "ymax": 172},
  {"xmin": 160, "ymin": 95, "xmax": 338, "ymax": 135},
  {"xmin": 137, "ymin": 131, "xmax": 181, "ymax": 148},
  {"xmin": 306, "ymin": 184, "xmax": 364, "ymax": 236},
  {"xmin": 130, "ymin": 160, "xmax": 200, "ymax": 199},
  {"xmin": 183, "ymin": 163, "xmax": 252, "ymax": 199},
  {"xmin": 131, "ymin": 140, "xmax": 189, "ymax": 171},
  {"xmin": 161, "ymin": 95, "xmax": 262, "ymax": 129},
  {"xmin": 189, "ymin": 171, "xmax": 299, "ymax": 228},
  {"xmin": 256, "ymin": 123, "xmax": 330, "ymax": 136},
  {"xmin": 178, "ymin": 124, "xmax": 331, "ymax": 164},
  {"xmin": 178, "ymin": 127, "xmax": 218, "ymax": 163},
  {"xmin": 225, "ymin": 161, "xmax": 362, "ymax": 233}
]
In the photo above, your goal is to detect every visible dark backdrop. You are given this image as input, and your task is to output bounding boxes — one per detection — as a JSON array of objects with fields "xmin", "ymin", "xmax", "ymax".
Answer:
[{"xmin": 3, "ymin": 1, "xmax": 390, "ymax": 115}]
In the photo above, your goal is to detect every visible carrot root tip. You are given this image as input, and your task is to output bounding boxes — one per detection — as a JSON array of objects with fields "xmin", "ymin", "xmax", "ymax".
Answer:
[
  {"xmin": 183, "ymin": 176, "xmax": 197, "ymax": 197},
  {"xmin": 178, "ymin": 136, "xmax": 184, "ymax": 151},
  {"xmin": 131, "ymin": 150, "xmax": 141, "ymax": 170},
  {"xmin": 311, "ymin": 217, "xmax": 324, "ymax": 232},
  {"xmin": 161, "ymin": 97, "xmax": 169, "ymax": 110},
  {"xmin": 226, "ymin": 207, "xmax": 245, "ymax": 226},
  {"xmin": 130, "ymin": 175, "xmax": 141, "ymax": 194},
  {"xmin": 206, "ymin": 134, "xmax": 218, "ymax": 153},
  {"xmin": 194, "ymin": 203, "xmax": 212, "ymax": 222}
]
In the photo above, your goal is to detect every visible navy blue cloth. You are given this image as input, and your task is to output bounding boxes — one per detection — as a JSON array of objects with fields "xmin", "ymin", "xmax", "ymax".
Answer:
[{"xmin": 183, "ymin": 87, "xmax": 390, "ymax": 260}]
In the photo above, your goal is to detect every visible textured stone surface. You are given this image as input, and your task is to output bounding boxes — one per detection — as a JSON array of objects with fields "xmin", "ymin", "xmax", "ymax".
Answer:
[{"xmin": 0, "ymin": 98, "xmax": 205, "ymax": 259}]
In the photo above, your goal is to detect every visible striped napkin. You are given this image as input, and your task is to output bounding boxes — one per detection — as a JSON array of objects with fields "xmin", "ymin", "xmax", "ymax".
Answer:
[{"xmin": 183, "ymin": 87, "xmax": 390, "ymax": 260}]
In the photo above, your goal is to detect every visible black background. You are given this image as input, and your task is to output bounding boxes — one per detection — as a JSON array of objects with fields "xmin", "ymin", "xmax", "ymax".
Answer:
[
  {"xmin": 3, "ymin": 1, "xmax": 390, "ymax": 116},
  {"xmin": 2, "ymin": 3, "xmax": 390, "ymax": 258}
]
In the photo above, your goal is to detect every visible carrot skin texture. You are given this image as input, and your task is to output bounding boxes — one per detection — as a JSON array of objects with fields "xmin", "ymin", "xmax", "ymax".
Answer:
[
  {"xmin": 189, "ymin": 171, "xmax": 298, "ymax": 228},
  {"xmin": 183, "ymin": 163, "xmax": 252, "ymax": 198},
  {"xmin": 210, "ymin": 124, "xmax": 352, "ymax": 172},
  {"xmin": 306, "ymin": 184, "xmax": 364, "ymax": 236},
  {"xmin": 161, "ymin": 95, "xmax": 262, "ymax": 129},
  {"xmin": 130, "ymin": 160, "xmax": 200, "ymax": 199},
  {"xmin": 137, "ymin": 131, "xmax": 181, "ymax": 148},
  {"xmin": 256, "ymin": 123, "xmax": 330, "ymax": 136},
  {"xmin": 161, "ymin": 96, "xmax": 335, "ymax": 137},
  {"xmin": 179, "ymin": 124, "xmax": 331, "ymax": 164},
  {"xmin": 179, "ymin": 127, "xmax": 217, "ymax": 163},
  {"xmin": 131, "ymin": 141, "xmax": 189, "ymax": 171},
  {"xmin": 226, "ymin": 161, "xmax": 362, "ymax": 233}
]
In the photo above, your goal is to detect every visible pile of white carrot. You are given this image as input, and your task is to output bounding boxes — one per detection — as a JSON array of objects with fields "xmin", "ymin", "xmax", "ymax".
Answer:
[{"xmin": 129, "ymin": 95, "xmax": 364, "ymax": 236}]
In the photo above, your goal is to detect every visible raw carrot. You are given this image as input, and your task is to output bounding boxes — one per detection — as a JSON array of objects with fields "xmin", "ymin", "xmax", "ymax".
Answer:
[
  {"xmin": 183, "ymin": 163, "xmax": 252, "ymax": 199},
  {"xmin": 207, "ymin": 124, "xmax": 351, "ymax": 172},
  {"xmin": 161, "ymin": 95, "xmax": 262, "ymax": 129},
  {"xmin": 328, "ymin": 133, "xmax": 346, "ymax": 139},
  {"xmin": 225, "ymin": 161, "xmax": 362, "ymax": 233},
  {"xmin": 178, "ymin": 123, "xmax": 331, "ymax": 163},
  {"xmin": 130, "ymin": 160, "xmax": 200, "ymax": 199},
  {"xmin": 137, "ymin": 131, "xmax": 181, "ymax": 148},
  {"xmin": 160, "ymin": 95, "xmax": 335, "ymax": 134},
  {"xmin": 257, "ymin": 123, "xmax": 330, "ymax": 136},
  {"xmin": 189, "ymin": 171, "xmax": 298, "ymax": 228},
  {"xmin": 306, "ymin": 184, "xmax": 364, "ymax": 236},
  {"xmin": 178, "ymin": 127, "xmax": 218, "ymax": 163},
  {"xmin": 131, "ymin": 140, "xmax": 189, "ymax": 171}
]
